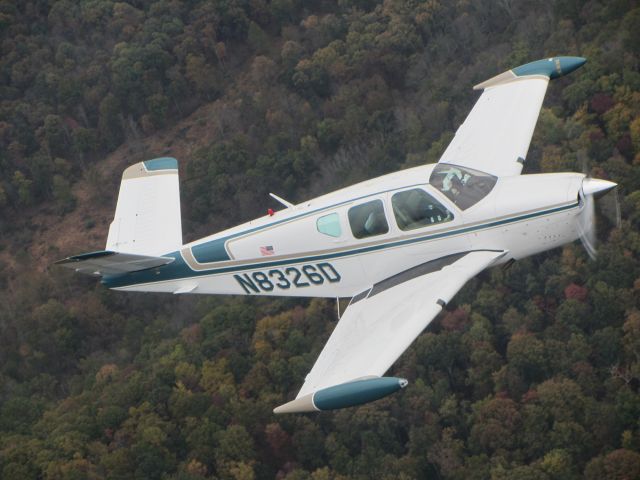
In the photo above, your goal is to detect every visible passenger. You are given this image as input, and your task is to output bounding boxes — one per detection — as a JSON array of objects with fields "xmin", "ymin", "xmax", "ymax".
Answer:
[{"xmin": 364, "ymin": 211, "xmax": 384, "ymax": 234}]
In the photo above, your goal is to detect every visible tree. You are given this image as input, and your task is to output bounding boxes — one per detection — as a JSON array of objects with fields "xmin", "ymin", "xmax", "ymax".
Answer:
[
  {"xmin": 469, "ymin": 397, "xmax": 521, "ymax": 454},
  {"xmin": 247, "ymin": 22, "xmax": 269, "ymax": 54},
  {"xmin": 506, "ymin": 333, "xmax": 547, "ymax": 383},
  {"xmin": 215, "ymin": 425, "xmax": 255, "ymax": 478},
  {"xmin": 585, "ymin": 449, "xmax": 640, "ymax": 480},
  {"xmin": 52, "ymin": 174, "xmax": 75, "ymax": 213},
  {"xmin": 12, "ymin": 170, "xmax": 32, "ymax": 206},
  {"xmin": 622, "ymin": 311, "xmax": 640, "ymax": 375},
  {"xmin": 2, "ymin": 2, "xmax": 640, "ymax": 479},
  {"xmin": 185, "ymin": 54, "xmax": 219, "ymax": 98},
  {"xmin": 98, "ymin": 94, "xmax": 124, "ymax": 149}
]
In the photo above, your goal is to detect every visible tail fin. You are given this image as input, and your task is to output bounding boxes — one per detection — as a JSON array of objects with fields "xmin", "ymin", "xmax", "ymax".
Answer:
[{"xmin": 106, "ymin": 157, "xmax": 182, "ymax": 256}]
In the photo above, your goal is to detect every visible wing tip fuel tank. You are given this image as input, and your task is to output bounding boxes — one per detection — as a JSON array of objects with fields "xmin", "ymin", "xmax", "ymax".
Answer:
[
  {"xmin": 474, "ymin": 56, "xmax": 586, "ymax": 90},
  {"xmin": 273, "ymin": 377, "xmax": 408, "ymax": 414}
]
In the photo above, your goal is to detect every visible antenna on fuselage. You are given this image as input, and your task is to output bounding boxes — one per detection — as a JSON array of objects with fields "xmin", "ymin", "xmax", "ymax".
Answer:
[{"xmin": 269, "ymin": 193, "xmax": 294, "ymax": 208}]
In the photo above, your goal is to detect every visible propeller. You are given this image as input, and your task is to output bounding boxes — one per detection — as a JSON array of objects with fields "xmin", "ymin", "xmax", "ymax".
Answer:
[
  {"xmin": 597, "ymin": 184, "xmax": 621, "ymax": 229},
  {"xmin": 577, "ymin": 160, "xmax": 619, "ymax": 260},
  {"xmin": 577, "ymin": 186, "xmax": 597, "ymax": 260}
]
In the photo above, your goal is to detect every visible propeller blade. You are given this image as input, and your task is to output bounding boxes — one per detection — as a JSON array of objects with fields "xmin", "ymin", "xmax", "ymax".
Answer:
[
  {"xmin": 577, "ymin": 153, "xmax": 618, "ymax": 259},
  {"xmin": 578, "ymin": 190, "xmax": 597, "ymax": 260},
  {"xmin": 598, "ymin": 188, "xmax": 622, "ymax": 229}
]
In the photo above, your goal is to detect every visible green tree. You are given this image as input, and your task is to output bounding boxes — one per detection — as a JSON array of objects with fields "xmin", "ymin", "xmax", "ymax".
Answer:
[
  {"xmin": 469, "ymin": 397, "xmax": 521, "ymax": 454},
  {"xmin": 585, "ymin": 449, "xmax": 640, "ymax": 480},
  {"xmin": 12, "ymin": 170, "xmax": 32, "ymax": 206},
  {"xmin": 98, "ymin": 94, "xmax": 124, "ymax": 149},
  {"xmin": 507, "ymin": 333, "xmax": 547, "ymax": 383}
]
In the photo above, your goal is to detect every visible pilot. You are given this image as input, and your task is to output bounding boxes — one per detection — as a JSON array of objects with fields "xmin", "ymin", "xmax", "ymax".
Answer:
[{"xmin": 442, "ymin": 169, "xmax": 464, "ymax": 195}]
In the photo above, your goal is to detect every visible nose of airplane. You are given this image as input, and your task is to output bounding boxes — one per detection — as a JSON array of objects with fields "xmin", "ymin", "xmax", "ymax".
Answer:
[{"xmin": 582, "ymin": 177, "xmax": 617, "ymax": 197}]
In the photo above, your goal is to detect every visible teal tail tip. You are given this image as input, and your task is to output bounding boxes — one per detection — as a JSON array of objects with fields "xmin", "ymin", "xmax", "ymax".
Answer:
[
  {"xmin": 513, "ymin": 56, "xmax": 587, "ymax": 80},
  {"xmin": 143, "ymin": 157, "xmax": 178, "ymax": 171}
]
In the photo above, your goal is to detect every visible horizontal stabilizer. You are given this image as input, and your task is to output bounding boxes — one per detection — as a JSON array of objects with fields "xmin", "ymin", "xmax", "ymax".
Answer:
[{"xmin": 56, "ymin": 250, "xmax": 174, "ymax": 276}]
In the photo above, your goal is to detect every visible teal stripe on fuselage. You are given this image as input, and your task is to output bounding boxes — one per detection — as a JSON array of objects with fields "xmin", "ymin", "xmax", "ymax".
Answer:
[
  {"xmin": 101, "ymin": 201, "xmax": 579, "ymax": 289},
  {"xmin": 191, "ymin": 238, "xmax": 231, "ymax": 262}
]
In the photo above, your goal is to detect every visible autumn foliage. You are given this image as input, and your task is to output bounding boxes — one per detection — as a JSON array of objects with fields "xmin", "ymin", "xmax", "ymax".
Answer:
[{"xmin": 1, "ymin": 1, "xmax": 640, "ymax": 479}]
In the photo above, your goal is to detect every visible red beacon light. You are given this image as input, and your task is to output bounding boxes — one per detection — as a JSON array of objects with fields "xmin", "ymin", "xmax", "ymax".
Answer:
[{"xmin": 267, "ymin": 208, "xmax": 275, "ymax": 216}]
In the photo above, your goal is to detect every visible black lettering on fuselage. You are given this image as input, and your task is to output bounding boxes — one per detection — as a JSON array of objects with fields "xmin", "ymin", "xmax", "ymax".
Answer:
[
  {"xmin": 318, "ymin": 262, "xmax": 341, "ymax": 283},
  {"xmin": 268, "ymin": 269, "xmax": 291, "ymax": 289},
  {"xmin": 234, "ymin": 274, "xmax": 260, "ymax": 294},
  {"xmin": 302, "ymin": 265, "xmax": 324, "ymax": 284},
  {"xmin": 252, "ymin": 271, "xmax": 274, "ymax": 291},
  {"xmin": 286, "ymin": 267, "xmax": 310, "ymax": 287},
  {"xmin": 234, "ymin": 263, "xmax": 342, "ymax": 294}
]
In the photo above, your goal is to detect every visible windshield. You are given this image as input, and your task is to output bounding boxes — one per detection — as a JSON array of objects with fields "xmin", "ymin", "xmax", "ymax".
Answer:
[{"xmin": 429, "ymin": 164, "xmax": 497, "ymax": 210}]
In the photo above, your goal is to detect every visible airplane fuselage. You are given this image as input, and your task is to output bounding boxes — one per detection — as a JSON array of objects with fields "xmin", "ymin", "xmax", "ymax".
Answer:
[{"xmin": 102, "ymin": 164, "xmax": 585, "ymax": 297}]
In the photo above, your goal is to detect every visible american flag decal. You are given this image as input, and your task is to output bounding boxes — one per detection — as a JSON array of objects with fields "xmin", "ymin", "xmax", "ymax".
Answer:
[{"xmin": 260, "ymin": 245, "xmax": 275, "ymax": 256}]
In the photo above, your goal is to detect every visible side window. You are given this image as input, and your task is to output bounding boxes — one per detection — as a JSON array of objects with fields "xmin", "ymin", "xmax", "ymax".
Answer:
[
  {"xmin": 317, "ymin": 213, "xmax": 342, "ymax": 237},
  {"xmin": 392, "ymin": 188, "xmax": 453, "ymax": 231},
  {"xmin": 348, "ymin": 200, "xmax": 389, "ymax": 239}
]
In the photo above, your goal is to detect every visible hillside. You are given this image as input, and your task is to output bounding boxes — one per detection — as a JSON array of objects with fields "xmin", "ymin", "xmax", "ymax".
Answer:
[{"xmin": 1, "ymin": 1, "xmax": 640, "ymax": 479}]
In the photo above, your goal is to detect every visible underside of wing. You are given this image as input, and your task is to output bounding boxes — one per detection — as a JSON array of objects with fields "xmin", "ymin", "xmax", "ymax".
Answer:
[
  {"xmin": 274, "ymin": 250, "xmax": 507, "ymax": 413},
  {"xmin": 438, "ymin": 56, "xmax": 586, "ymax": 177}
]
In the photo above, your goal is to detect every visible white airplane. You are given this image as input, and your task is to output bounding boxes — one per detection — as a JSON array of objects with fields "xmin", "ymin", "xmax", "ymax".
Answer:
[{"xmin": 58, "ymin": 56, "xmax": 618, "ymax": 413}]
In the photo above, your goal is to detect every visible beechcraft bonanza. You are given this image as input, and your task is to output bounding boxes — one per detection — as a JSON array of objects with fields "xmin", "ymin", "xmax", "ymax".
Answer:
[{"xmin": 59, "ymin": 57, "xmax": 619, "ymax": 413}]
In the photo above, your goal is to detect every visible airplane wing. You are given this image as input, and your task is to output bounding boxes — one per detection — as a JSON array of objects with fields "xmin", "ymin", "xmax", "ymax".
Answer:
[
  {"xmin": 274, "ymin": 250, "xmax": 506, "ymax": 413},
  {"xmin": 438, "ymin": 57, "xmax": 586, "ymax": 177}
]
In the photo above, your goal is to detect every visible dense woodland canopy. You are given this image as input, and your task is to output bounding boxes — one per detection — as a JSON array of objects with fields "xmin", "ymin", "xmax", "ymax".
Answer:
[{"xmin": 1, "ymin": 0, "xmax": 640, "ymax": 478}]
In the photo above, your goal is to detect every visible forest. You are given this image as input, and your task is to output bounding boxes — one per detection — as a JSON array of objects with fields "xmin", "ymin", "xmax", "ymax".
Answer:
[{"xmin": 1, "ymin": 0, "xmax": 640, "ymax": 478}]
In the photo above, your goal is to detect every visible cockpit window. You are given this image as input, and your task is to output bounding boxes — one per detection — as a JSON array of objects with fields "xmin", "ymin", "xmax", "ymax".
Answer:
[
  {"xmin": 392, "ymin": 188, "xmax": 453, "ymax": 231},
  {"xmin": 348, "ymin": 200, "xmax": 389, "ymax": 239},
  {"xmin": 429, "ymin": 164, "xmax": 497, "ymax": 210}
]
